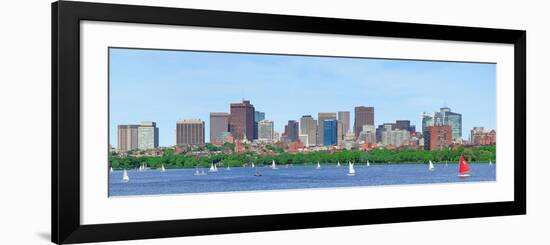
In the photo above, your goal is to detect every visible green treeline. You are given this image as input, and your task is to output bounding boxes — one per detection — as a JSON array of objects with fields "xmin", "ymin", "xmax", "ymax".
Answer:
[{"xmin": 109, "ymin": 145, "xmax": 495, "ymax": 170}]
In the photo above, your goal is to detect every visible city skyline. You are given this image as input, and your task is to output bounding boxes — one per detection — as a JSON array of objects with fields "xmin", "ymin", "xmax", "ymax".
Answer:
[{"xmin": 109, "ymin": 48, "xmax": 496, "ymax": 147}]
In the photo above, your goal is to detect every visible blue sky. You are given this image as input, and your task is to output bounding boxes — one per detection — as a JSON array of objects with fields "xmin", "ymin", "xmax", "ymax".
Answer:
[{"xmin": 109, "ymin": 48, "xmax": 496, "ymax": 147}]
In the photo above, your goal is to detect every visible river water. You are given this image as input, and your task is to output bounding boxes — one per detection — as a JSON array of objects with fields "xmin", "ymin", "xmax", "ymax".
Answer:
[{"xmin": 109, "ymin": 163, "xmax": 496, "ymax": 197}]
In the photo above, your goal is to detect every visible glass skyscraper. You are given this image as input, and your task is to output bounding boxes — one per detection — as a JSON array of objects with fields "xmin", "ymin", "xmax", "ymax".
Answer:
[
  {"xmin": 323, "ymin": 119, "xmax": 338, "ymax": 146},
  {"xmin": 421, "ymin": 107, "xmax": 462, "ymax": 141}
]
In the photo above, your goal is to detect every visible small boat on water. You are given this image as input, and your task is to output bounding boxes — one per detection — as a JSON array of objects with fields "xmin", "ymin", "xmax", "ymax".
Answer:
[
  {"xmin": 226, "ymin": 163, "xmax": 231, "ymax": 171},
  {"xmin": 366, "ymin": 160, "xmax": 370, "ymax": 167},
  {"xmin": 316, "ymin": 162, "xmax": 321, "ymax": 169},
  {"xmin": 489, "ymin": 160, "xmax": 493, "ymax": 165},
  {"xmin": 160, "ymin": 165, "xmax": 165, "ymax": 172},
  {"xmin": 271, "ymin": 160, "xmax": 278, "ymax": 170},
  {"xmin": 121, "ymin": 169, "xmax": 129, "ymax": 182},
  {"xmin": 459, "ymin": 155, "xmax": 471, "ymax": 177},
  {"xmin": 110, "ymin": 167, "xmax": 113, "ymax": 173},
  {"xmin": 194, "ymin": 166, "xmax": 206, "ymax": 176},
  {"xmin": 429, "ymin": 160, "xmax": 435, "ymax": 171},
  {"xmin": 251, "ymin": 162, "xmax": 255, "ymax": 168},
  {"xmin": 347, "ymin": 161, "xmax": 356, "ymax": 176},
  {"xmin": 337, "ymin": 161, "xmax": 341, "ymax": 167},
  {"xmin": 209, "ymin": 162, "xmax": 218, "ymax": 172}
]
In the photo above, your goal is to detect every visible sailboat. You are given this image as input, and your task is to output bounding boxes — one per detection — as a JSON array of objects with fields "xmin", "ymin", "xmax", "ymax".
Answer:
[
  {"xmin": 337, "ymin": 161, "xmax": 341, "ymax": 167},
  {"xmin": 459, "ymin": 155, "xmax": 471, "ymax": 177},
  {"xmin": 347, "ymin": 161, "xmax": 356, "ymax": 176},
  {"xmin": 194, "ymin": 166, "xmax": 201, "ymax": 176},
  {"xmin": 209, "ymin": 162, "xmax": 218, "ymax": 172},
  {"xmin": 251, "ymin": 162, "xmax": 255, "ymax": 168},
  {"xmin": 271, "ymin": 160, "xmax": 278, "ymax": 170},
  {"xmin": 316, "ymin": 162, "xmax": 321, "ymax": 169},
  {"xmin": 226, "ymin": 163, "xmax": 231, "ymax": 171},
  {"xmin": 121, "ymin": 169, "xmax": 129, "ymax": 182},
  {"xmin": 160, "ymin": 164, "xmax": 165, "ymax": 172},
  {"xmin": 110, "ymin": 167, "xmax": 113, "ymax": 173},
  {"xmin": 366, "ymin": 160, "xmax": 370, "ymax": 167},
  {"xmin": 429, "ymin": 160, "xmax": 435, "ymax": 171},
  {"xmin": 489, "ymin": 160, "xmax": 493, "ymax": 165}
]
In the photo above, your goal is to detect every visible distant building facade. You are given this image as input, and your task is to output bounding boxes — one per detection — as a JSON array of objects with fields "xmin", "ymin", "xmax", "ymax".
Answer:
[
  {"xmin": 285, "ymin": 120, "xmax": 299, "ymax": 142},
  {"xmin": 422, "ymin": 107, "xmax": 462, "ymax": 141},
  {"xmin": 424, "ymin": 125, "xmax": 452, "ymax": 150},
  {"xmin": 229, "ymin": 100, "xmax": 255, "ymax": 140},
  {"xmin": 300, "ymin": 115, "xmax": 317, "ymax": 146},
  {"xmin": 137, "ymin": 122, "xmax": 159, "ymax": 150},
  {"xmin": 318, "ymin": 112, "xmax": 337, "ymax": 146},
  {"xmin": 358, "ymin": 125, "xmax": 376, "ymax": 144},
  {"xmin": 354, "ymin": 106, "xmax": 374, "ymax": 138},
  {"xmin": 176, "ymin": 119, "xmax": 205, "ymax": 146},
  {"xmin": 381, "ymin": 129, "xmax": 411, "ymax": 147},
  {"xmin": 323, "ymin": 119, "xmax": 338, "ymax": 146},
  {"xmin": 258, "ymin": 120, "xmax": 274, "ymax": 142},
  {"xmin": 209, "ymin": 112, "xmax": 229, "ymax": 143},
  {"xmin": 338, "ymin": 111, "xmax": 350, "ymax": 138},
  {"xmin": 117, "ymin": 124, "xmax": 139, "ymax": 151},
  {"xmin": 299, "ymin": 134, "xmax": 309, "ymax": 146},
  {"xmin": 253, "ymin": 111, "xmax": 265, "ymax": 139},
  {"xmin": 470, "ymin": 127, "xmax": 496, "ymax": 145}
]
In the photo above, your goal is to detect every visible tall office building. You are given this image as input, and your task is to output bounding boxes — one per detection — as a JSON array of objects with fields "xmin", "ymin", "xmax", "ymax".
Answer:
[
  {"xmin": 354, "ymin": 106, "xmax": 374, "ymax": 138},
  {"xmin": 253, "ymin": 111, "xmax": 265, "ymax": 139},
  {"xmin": 117, "ymin": 124, "xmax": 139, "ymax": 151},
  {"xmin": 229, "ymin": 100, "xmax": 255, "ymax": 140},
  {"xmin": 300, "ymin": 115, "xmax": 317, "ymax": 146},
  {"xmin": 318, "ymin": 112, "xmax": 336, "ymax": 146},
  {"xmin": 210, "ymin": 112, "xmax": 229, "ymax": 143},
  {"xmin": 424, "ymin": 125, "xmax": 452, "ymax": 150},
  {"xmin": 285, "ymin": 120, "xmax": 299, "ymax": 142},
  {"xmin": 258, "ymin": 120, "xmax": 274, "ymax": 142},
  {"xmin": 176, "ymin": 119, "xmax": 205, "ymax": 146},
  {"xmin": 338, "ymin": 111, "xmax": 350, "ymax": 137},
  {"xmin": 137, "ymin": 122, "xmax": 159, "ymax": 150},
  {"xmin": 422, "ymin": 107, "xmax": 462, "ymax": 141},
  {"xmin": 337, "ymin": 120, "xmax": 344, "ymax": 145},
  {"xmin": 323, "ymin": 119, "xmax": 338, "ymax": 146}
]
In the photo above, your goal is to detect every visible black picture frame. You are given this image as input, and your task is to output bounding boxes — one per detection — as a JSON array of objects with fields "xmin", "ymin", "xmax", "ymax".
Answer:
[{"xmin": 52, "ymin": 1, "xmax": 526, "ymax": 244}]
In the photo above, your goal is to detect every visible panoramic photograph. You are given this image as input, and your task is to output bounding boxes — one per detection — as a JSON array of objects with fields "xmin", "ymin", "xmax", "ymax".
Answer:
[{"xmin": 108, "ymin": 48, "xmax": 497, "ymax": 197}]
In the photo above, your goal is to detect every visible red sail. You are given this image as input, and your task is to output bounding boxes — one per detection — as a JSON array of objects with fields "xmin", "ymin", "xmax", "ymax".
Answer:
[{"xmin": 459, "ymin": 155, "xmax": 470, "ymax": 174}]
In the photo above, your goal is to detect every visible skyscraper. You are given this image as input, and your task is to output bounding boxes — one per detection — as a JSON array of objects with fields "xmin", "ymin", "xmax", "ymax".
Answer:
[
  {"xmin": 323, "ymin": 119, "xmax": 338, "ymax": 146},
  {"xmin": 176, "ymin": 119, "xmax": 205, "ymax": 146},
  {"xmin": 258, "ymin": 120, "xmax": 274, "ymax": 142},
  {"xmin": 338, "ymin": 111, "xmax": 350, "ymax": 136},
  {"xmin": 300, "ymin": 115, "xmax": 317, "ymax": 146},
  {"xmin": 318, "ymin": 112, "xmax": 336, "ymax": 146},
  {"xmin": 285, "ymin": 120, "xmax": 299, "ymax": 142},
  {"xmin": 253, "ymin": 111, "xmax": 265, "ymax": 139},
  {"xmin": 117, "ymin": 124, "xmax": 139, "ymax": 151},
  {"xmin": 210, "ymin": 112, "xmax": 229, "ymax": 143},
  {"xmin": 137, "ymin": 121, "xmax": 159, "ymax": 150},
  {"xmin": 229, "ymin": 100, "xmax": 255, "ymax": 140},
  {"xmin": 422, "ymin": 107, "xmax": 462, "ymax": 141},
  {"xmin": 354, "ymin": 106, "xmax": 374, "ymax": 138}
]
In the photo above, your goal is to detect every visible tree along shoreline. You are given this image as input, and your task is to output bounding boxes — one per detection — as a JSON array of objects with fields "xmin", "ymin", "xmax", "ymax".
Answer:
[{"xmin": 109, "ymin": 145, "xmax": 495, "ymax": 170}]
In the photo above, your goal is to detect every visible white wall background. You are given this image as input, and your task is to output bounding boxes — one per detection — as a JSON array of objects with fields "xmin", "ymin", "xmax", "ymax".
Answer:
[{"xmin": 0, "ymin": 0, "xmax": 547, "ymax": 244}]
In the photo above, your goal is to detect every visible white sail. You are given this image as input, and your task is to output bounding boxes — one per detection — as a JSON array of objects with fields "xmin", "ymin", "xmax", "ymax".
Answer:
[
  {"xmin": 272, "ymin": 160, "xmax": 278, "ymax": 169},
  {"xmin": 160, "ymin": 165, "xmax": 165, "ymax": 172},
  {"xmin": 122, "ymin": 169, "xmax": 129, "ymax": 182},
  {"xmin": 489, "ymin": 160, "xmax": 492, "ymax": 165},
  {"xmin": 316, "ymin": 162, "xmax": 321, "ymax": 169},
  {"xmin": 251, "ymin": 162, "xmax": 255, "ymax": 168},
  {"xmin": 226, "ymin": 163, "xmax": 231, "ymax": 170},
  {"xmin": 429, "ymin": 160, "xmax": 435, "ymax": 171},
  {"xmin": 347, "ymin": 162, "xmax": 356, "ymax": 176},
  {"xmin": 367, "ymin": 160, "xmax": 370, "ymax": 167},
  {"xmin": 209, "ymin": 163, "xmax": 217, "ymax": 172},
  {"xmin": 110, "ymin": 167, "xmax": 113, "ymax": 173},
  {"xmin": 337, "ymin": 161, "xmax": 341, "ymax": 167},
  {"xmin": 194, "ymin": 166, "xmax": 201, "ymax": 176}
]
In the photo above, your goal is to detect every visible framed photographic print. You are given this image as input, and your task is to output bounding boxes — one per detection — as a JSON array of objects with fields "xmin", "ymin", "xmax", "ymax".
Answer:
[{"xmin": 52, "ymin": 1, "xmax": 526, "ymax": 244}]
